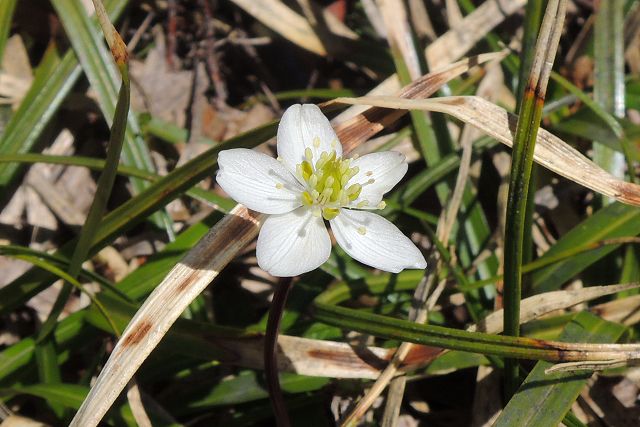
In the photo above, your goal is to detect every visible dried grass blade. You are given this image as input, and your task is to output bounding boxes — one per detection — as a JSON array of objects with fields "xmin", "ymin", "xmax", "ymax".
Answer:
[
  {"xmin": 329, "ymin": 51, "xmax": 507, "ymax": 152},
  {"xmin": 228, "ymin": 0, "xmax": 325, "ymax": 55},
  {"xmin": 331, "ymin": 95, "xmax": 640, "ymax": 207},
  {"xmin": 470, "ymin": 283, "xmax": 640, "ymax": 334},
  {"xmin": 70, "ymin": 205, "xmax": 262, "ymax": 426},
  {"xmin": 425, "ymin": 0, "xmax": 526, "ymax": 69}
]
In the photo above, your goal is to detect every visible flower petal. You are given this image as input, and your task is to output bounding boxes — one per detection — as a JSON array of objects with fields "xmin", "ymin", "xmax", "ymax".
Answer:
[
  {"xmin": 216, "ymin": 148, "xmax": 303, "ymax": 214},
  {"xmin": 257, "ymin": 207, "xmax": 331, "ymax": 277},
  {"xmin": 277, "ymin": 104, "xmax": 342, "ymax": 174},
  {"xmin": 330, "ymin": 209, "xmax": 426, "ymax": 273},
  {"xmin": 349, "ymin": 151, "xmax": 408, "ymax": 208}
]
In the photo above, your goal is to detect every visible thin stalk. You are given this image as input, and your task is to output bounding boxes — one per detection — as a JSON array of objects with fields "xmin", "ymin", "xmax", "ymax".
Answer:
[
  {"xmin": 508, "ymin": 0, "xmax": 545, "ymax": 394},
  {"xmin": 264, "ymin": 278, "xmax": 293, "ymax": 427},
  {"xmin": 312, "ymin": 302, "xmax": 640, "ymax": 363},
  {"xmin": 503, "ymin": 0, "xmax": 566, "ymax": 398}
]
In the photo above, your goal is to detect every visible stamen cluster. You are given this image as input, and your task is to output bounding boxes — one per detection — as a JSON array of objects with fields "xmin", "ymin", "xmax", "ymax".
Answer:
[{"xmin": 296, "ymin": 147, "xmax": 363, "ymax": 220}]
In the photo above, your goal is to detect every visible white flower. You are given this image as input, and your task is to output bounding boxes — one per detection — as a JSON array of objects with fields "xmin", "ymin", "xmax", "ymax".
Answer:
[{"xmin": 216, "ymin": 104, "xmax": 427, "ymax": 277}]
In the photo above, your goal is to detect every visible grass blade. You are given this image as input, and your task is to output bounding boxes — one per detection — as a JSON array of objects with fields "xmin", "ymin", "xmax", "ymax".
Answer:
[
  {"xmin": 494, "ymin": 312, "xmax": 626, "ymax": 426},
  {"xmin": 503, "ymin": 0, "xmax": 566, "ymax": 397},
  {"xmin": 593, "ymin": 0, "xmax": 627, "ymax": 186},
  {"xmin": 0, "ymin": 152, "xmax": 235, "ymax": 211},
  {"xmin": 332, "ymin": 95, "xmax": 640, "ymax": 207},
  {"xmin": 0, "ymin": 0, "xmax": 129, "ymax": 204},
  {"xmin": 50, "ymin": 0, "xmax": 172, "ymax": 232},
  {"xmin": 0, "ymin": 0, "xmax": 17, "ymax": 61},
  {"xmin": 36, "ymin": 8, "xmax": 130, "ymax": 341},
  {"xmin": 312, "ymin": 302, "xmax": 640, "ymax": 363},
  {"xmin": 32, "ymin": 0, "xmax": 131, "ymax": 409},
  {"xmin": 531, "ymin": 202, "xmax": 640, "ymax": 293}
]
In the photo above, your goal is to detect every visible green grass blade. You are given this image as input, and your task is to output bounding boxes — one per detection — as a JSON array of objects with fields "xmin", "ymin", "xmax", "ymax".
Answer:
[
  {"xmin": 531, "ymin": 202, "xmax": 640, "ymax": 293},
  {"xmin": 0, "ymin": 152, "xmax": 236, "ymax": 211},
  {"xmin": 9, "ymin": 383, "xmax": 136, "ymax": 425},
  {"xmin": 494, "ymin": 312, "xmax": 626, "ymax": 427},
  {"xmin": 33, "ymin": 342, "xmax": 64, "ymax": 417},
  {"xmin": 0, "ymin": 244, "xmax": 127, "ymax": 299},
  {"xmin": 162, "ymin": 370, "xmax": 328, "ymax": 415},
  {"xmin": 503, "ymin": 0, "xmax": 566, "ymax": 397},
  {"xmin": 312, "ymin": 301, "xmax": 632, "ymax": 363},
  {"xmin": 0, "ymin": 312, "xmax": 88, "ymax": 385},
  {"xmin": 36, "ymin": 9, "xmax": 131, "ymax": 344},
  {"xmin": 515, "ymin": 0, "xmax": 545, "ymax": 107},
  {"xmin": 50, "ymin": 0, "xmax": 172, "ymax": 232},
  {"xmin": 0, "ymin": 0, "xmax": 129, "ymax": 204},
  {"xmin": 0, "ymin": 46, "xmax": 78, "ymax": 201},
  {"xmin": 0, "ymin": 212, "xmax": 222, "ymax": 384},
  {"xmin": 593, "ymin": 0, "xmax": 627, "ymax": 186},
  {"xmin": 0, "ymin": 119, "xmax": 276, "ymax": 314},
  {"xmin": 0, "ymin": 0, "xmax": 17, "ymax": 61},
  {"xmin": 0, "ymin": 249, "xmax": 120, "ymax": 334},
  {"xmin": 31, "ymin": 3, "xmax": 131, "ymax": 402}
]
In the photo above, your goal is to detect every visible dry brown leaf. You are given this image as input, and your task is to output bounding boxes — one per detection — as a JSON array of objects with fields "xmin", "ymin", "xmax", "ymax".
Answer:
[
  {"xmin": 379, "ymin": 0, "xmax": 421, "ymax": 80},
  {"xmin": 229, "ymin": 0, "xmax": 326, "ymax": 55},
  {"xmin": 591, "ymin": 294, "xmax": 640, "ymax": 326},
  {"xmin": 130, "ymin": 26, "xmax": 193, "ymax": 127},
  {"xmin": 0, "ymin": 35, "xmax": 33, "ymax": 108},
  {"xmin": 425, "ymin": 0, "xmax": 526, "ymax": 70},
  {"xmin": 0, "ymin": 415, "xmax": 48, "ymax": 427},
  {"xmin": 331, "ymin": 95, "xmax": 640, "ymax": 207},
  {"xmin": 470, "ymin": 283, "xmax": 640, "ymax": 334}
]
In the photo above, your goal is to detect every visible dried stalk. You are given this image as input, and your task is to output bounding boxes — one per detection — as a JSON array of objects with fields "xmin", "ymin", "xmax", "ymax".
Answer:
[{"xmin": 331, "ymin": 95, "xmax": 640, "ymax": 207}]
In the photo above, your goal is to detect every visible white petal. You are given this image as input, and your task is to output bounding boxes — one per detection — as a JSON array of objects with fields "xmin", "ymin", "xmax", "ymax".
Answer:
[
  {"xmin": 257, "ymin": 207, "xmax": 331, "ymax": 277},
  {"xmin": 216, "ymin": 148, "xmax": 303, "ymax": 214},
  {"xmin": 330, "ymin": 209, "xmax": 426, "ymax": 273},
  {"xmin": 277, "ymin": 104, "xmax": 342, "ymax": 174},
  {"xmin": 349, "ymin": 151, "xmax": 408, "ymax": 207}
]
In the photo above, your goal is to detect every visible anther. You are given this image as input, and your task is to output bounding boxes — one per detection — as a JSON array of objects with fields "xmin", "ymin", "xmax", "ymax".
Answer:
[
  {"xmin": 275, "ymin": 183, "xmax": 284, "ymax": 189},
  {"xmin": 324, "ymin": 176, "xmax": 335, "ymax": 188},
  {"xmin": 309, "ymin": 174, "xmax": 318, "ymax": 188},
  {"xmin": 357, "ymin": 226, "xmax": 367, "ymax": 235}
]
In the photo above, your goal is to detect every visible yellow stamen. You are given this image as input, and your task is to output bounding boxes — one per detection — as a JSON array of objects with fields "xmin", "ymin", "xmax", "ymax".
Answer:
[
  {"xmin": 322, "ymin": 208, "xmax": 340, "ymax": 220},
  {"xmin": 295, "ymin": 146, "xmax": 361, "ymax": 219}
]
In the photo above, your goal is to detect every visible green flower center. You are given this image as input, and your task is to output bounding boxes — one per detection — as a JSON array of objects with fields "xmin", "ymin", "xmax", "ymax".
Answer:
[{"xmin": 297, "ymin": 147, "xmax": 362, "ymax": 220}]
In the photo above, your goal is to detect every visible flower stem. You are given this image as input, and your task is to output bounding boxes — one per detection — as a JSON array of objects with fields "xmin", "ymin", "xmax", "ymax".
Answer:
[{"xmin": 264, "ymin": 277, "xmax": 293, "ymax": 427}]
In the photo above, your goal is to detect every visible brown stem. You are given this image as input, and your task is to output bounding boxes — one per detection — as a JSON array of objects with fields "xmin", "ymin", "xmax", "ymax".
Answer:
[{"xmin": 264, "ymin": 277, "xmax": 293, "ymax": 427}]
